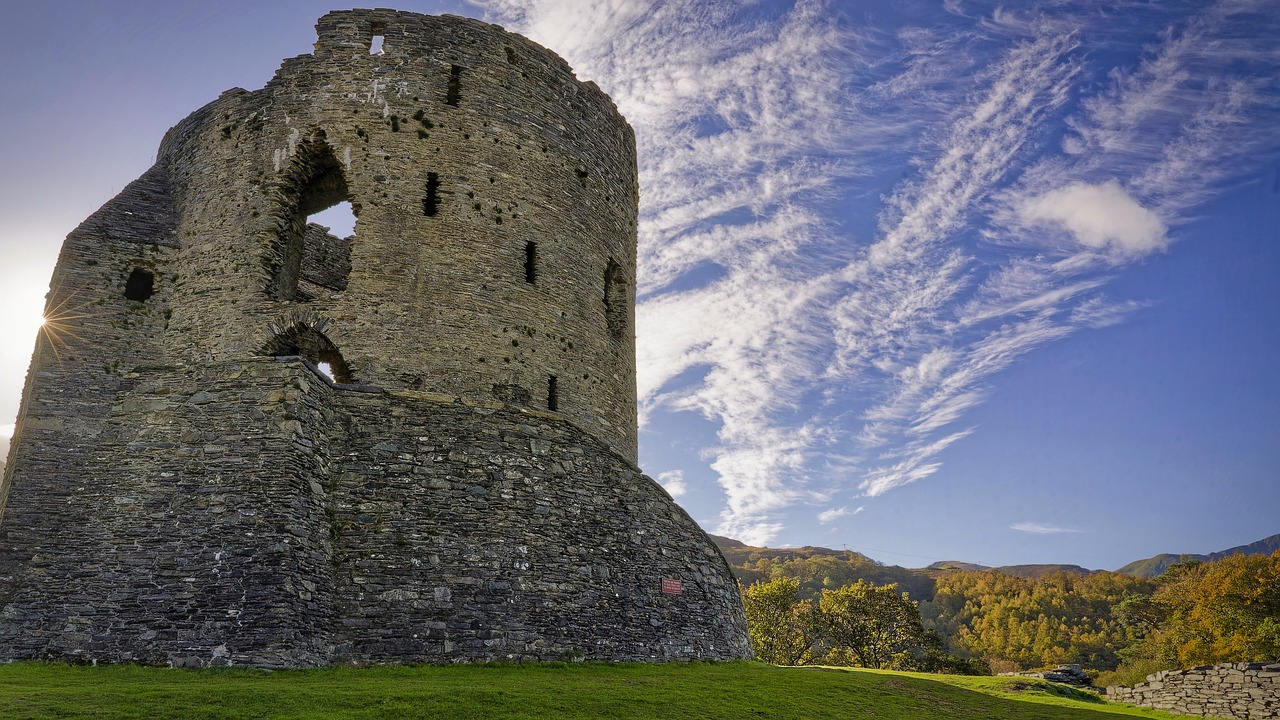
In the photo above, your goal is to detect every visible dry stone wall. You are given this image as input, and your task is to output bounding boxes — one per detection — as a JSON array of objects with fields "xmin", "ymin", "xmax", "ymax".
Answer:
[
  {"xmin": 0, "ymin": 9, "xmax": 750, "ymax": 667},
  {"xmin": 1107, "ymin": 662, "xmax": 1280, "ymax": 719}
]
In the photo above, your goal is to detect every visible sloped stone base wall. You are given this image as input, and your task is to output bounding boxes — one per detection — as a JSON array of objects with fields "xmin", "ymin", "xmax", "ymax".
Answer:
[
  {"xmin": 0, "ymin": 358, "xmax": 750, "ymax": 667},
  {"xmin": 1107, "ymin": 662, "xmax": 1280, "ymax": 719}
]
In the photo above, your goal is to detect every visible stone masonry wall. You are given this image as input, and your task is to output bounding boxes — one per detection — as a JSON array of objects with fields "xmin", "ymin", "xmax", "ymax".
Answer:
[
  {"xmin": 0, "ymin": 358, "xmax": 749, "ymax": 666},
  {"xmin": 153, "ymin": 9, "xmax": 640, "ymax": 461},
  {"xmin": 0, "ymin": 10, "xmax": 749, "ymax": 667},
  {"xmin": 1107, "ymin": 662, "xmax": 1280, "ymax": 719}
]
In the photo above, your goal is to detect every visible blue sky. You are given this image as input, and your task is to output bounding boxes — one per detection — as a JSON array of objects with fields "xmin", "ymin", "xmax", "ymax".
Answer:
[{"xmin": 1, "ymin": 0, "xmax": 1276, "ymax": 571}]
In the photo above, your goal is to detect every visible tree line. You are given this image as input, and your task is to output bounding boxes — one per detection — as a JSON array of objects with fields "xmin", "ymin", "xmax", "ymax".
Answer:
[{"xmin": 733, "ymin": 545, "xmax": 1280, "ymax": 682}]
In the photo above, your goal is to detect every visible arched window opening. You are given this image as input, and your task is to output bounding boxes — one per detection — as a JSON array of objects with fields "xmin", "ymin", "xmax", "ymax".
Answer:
[
  {"xmin": 604, "ymin": 259, "xmax": 627, "ymax": 340},
  {"xmin": 270, "ymin": 136, "xmax": 355, "ymax": 300},
  {"xmin": 124, "ymin": 268, "xmax": 155, "ymax": 302},
  {"xmin": 263, "ymin": 324, "xmax": 354, "ymax": 384},
  {"xmin": 316, "ymin": 362, "xmax": 336, "ymax": 382}
]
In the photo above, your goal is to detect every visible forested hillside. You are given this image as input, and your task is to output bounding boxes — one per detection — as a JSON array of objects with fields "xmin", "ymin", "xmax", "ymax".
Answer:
[
  {"xmin": 711, "ymin": 535, "xmax": 934, "ymax": 600},
  {"xmin": 922, "ymin": 569, "xmax": 1151, "ymax": 672},
  {"xmin": 716, "ymin": 536, "xmax": 1280, "ymax": 681}
]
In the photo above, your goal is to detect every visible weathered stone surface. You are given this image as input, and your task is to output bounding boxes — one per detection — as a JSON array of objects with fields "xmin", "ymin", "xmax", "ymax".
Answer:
[
  {"xmin": 1107, "ymin": 662, "xmax": 1280, "ymax": 719},
  {"xmin": 1001, "ymin": 663, "xmax": 1099, "ymax": 691},
  {"xmin": 0, "ymin": 10, "xmax": 750, "ymax": 668}
]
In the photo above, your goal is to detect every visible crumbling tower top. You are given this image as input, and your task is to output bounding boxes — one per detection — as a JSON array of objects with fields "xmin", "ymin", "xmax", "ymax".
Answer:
[{"xmin": 147, "ymin": 9, "xmax": 639, "ymax": 458}]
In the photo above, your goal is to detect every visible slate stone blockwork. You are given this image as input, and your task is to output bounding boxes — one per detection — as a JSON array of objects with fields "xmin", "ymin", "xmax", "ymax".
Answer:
[
  {"xmin": 1108, "ymin": 662, "xmax": 1280, "ymax": 719},
  {"xmin": 0, "ymin": 9, "xmax": 751, "ymax": 667}
]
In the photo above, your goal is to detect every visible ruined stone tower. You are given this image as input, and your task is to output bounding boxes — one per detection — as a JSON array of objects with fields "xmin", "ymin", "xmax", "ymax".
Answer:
[{"xmin": 0, "ymin": 10, "xmax": 751, "ymax": 667}]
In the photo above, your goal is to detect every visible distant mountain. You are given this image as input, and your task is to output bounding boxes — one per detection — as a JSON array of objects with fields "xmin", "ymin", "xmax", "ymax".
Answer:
[
  {"xmin": 712, "ymin": 532, "xmax": 1280, "ymax": 585},
  {"xmin": 1115, "ymin": 554, "xmax": 1203, "ymax": 579},
  {"xmin": 709, "ymin": 536, "xmax": 935, "ymax": 600},
  {"xmin": 927, "ymin": 561, "xmax": 1095, "ymax": 578},
  {"xmin": 1116, "ymin": 533, "xmax": 1280, "ymax": 578},
  {"xmin": 928, "ymin": 561, "xmax": 989, "ymax": 571},
  {"xmin": 988, "ymin": 564, "xmax": 1095, "ymax": 579}
]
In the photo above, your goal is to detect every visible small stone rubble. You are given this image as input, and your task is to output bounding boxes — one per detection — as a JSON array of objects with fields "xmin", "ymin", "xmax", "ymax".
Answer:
[
  {"xmin": 1107, "ymin": 662, "xmax": 1280, "ymax": 719},
  {"xmin": 1001, "ymin": 664, "xmax": 1099, "ymax": 691}
]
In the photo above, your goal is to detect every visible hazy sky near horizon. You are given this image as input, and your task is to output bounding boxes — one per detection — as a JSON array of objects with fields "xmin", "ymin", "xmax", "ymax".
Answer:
[{"xmin": 1, "ymin": 0, "xmax": 1277, "ymax": 570}]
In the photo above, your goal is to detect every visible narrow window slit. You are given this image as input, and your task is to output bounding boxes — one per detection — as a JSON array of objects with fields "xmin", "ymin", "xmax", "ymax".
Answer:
[
  {"xmin": 124, "ymin": 268, "xmax": 155, "ymax": 302},
  {"xmin": 604, "ymin": 259, "xmax": 627, "ymax": 340},
  {"xmin": 447, "ymin": 65, "xmax": 463, "ymax": 106},
  {"xmin": 524, "ymin": 242, "xmax": 537, "ymax": 284},
  {"xmin": 424, "ymin": 173, "xmax": 440, "ymax": 217},
  {"xmin": 547, "ymin": 376, "xmax": 558, "ymax": 411}
]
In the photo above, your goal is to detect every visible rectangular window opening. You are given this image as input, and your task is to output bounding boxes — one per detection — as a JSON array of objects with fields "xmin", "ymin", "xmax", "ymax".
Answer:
[
  {"xmin": 447, "ymin": 65, "xmax": 463, "ymax": 106},
  {"xmin": 547, "ymin": 376, "xmax": 558, "ymax": 411},
  {"xmin": 524, "ymin": 242, "xmax": 537, "ymax": 284},
  {"xmin": 424, "ymin": 173, "xmax": 440, "ymax": 217},
  {"xmin": 369, "ymin": 23, "xmax": 386, "ymax": 55}
]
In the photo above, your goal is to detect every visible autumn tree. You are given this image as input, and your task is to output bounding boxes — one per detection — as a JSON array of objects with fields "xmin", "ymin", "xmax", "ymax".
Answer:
[
  {"xmin": 818, "ymin": 580, "xmax": 931, "ymax": 669},
  {"xmin": 742, "ymin": 577, "xmax": 820, "ymax": 665},
  {"xmin": 1112, "ymin": 551, "xmax": 1280, "ymax": 676},
  {"xmin": 921, "ymin": 569, "xmax": 1152, "ymax": 672}
]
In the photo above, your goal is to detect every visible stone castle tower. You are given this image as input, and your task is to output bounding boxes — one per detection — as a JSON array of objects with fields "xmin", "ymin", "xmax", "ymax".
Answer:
[{"xmin": 0, "ymin": 10, "xmax": 750, "ymax": 667}]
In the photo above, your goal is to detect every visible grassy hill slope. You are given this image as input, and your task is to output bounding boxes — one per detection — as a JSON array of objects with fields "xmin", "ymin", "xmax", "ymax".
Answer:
[{"xmin": 0, "ymin": 662, "xmax": 1186, "ymax": 720}]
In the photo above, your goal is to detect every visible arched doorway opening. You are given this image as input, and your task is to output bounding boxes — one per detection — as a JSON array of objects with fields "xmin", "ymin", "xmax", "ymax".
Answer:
[{"xmin": 263, "ymin": 324, "xmax": 354, "ymax": 384}]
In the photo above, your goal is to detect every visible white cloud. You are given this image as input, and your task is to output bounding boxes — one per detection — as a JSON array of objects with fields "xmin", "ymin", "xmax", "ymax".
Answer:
[
  {"xmin": 817, "ymin": 505, "xmax": 863, "ymax": 524},
  {"xmin": 1070, "ymin": 296, "xmax": 1149, "ymax": 329},
  {"xmin": 1018, "ymin": 180, "xmax": 1167, "ymax": 257},
  {"xmin": 1011, "ymin": 521, "xmax": 1082, "ymax": 535},
  {"xmin": 656, "ymin": 470, "xmax": 688, "ymax": 498},
  {"xmin": 472, "ymin": 0, "xmax": 1280, "ymax": 547}
]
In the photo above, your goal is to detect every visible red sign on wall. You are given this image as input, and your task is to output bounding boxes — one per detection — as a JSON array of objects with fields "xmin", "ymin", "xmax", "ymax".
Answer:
[{"xmin": 661, "ymin": 578, "xmax": 682, "ymax": 594}]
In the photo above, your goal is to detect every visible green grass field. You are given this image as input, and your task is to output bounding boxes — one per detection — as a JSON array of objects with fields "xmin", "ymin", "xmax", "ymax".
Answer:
[{"xmin": 0, "ymin": 661, "xmax": 1184, "ymax": 719}]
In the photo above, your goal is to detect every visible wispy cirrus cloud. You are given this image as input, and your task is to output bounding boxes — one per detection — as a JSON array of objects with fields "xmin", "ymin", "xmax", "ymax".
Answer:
[
  {"xmin": 833, "ymin": 28, "xmax": 1082, "ymax": 497},
  {"xmin": 1012, "ymin": 521, "xmax": 1082, "ymax": 535},
  {"xmin": 474, "ymin": 0, "xmax": 1280, "ymax": 546},
  {"xmin": 818, "ymin": 506, "xmax": 863, "ymax": 524},
  {"xmin": 839, "ymin": 0, "xmax": 1278, "ymax": 506}
]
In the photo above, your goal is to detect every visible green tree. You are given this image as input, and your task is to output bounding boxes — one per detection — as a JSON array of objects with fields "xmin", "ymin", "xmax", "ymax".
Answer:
[
  {"xmin": 818, "ymin": 581, "xmax": 930, "ymax": 669},
  {"xmin": 742, "ymin": 577, "xmax": 819, "ymax": 665}
]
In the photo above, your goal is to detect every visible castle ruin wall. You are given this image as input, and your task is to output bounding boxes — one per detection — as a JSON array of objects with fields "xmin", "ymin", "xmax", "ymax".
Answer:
[{"xmin": 0, "ymin": 9, "xmax": 750, "ymax": 667}]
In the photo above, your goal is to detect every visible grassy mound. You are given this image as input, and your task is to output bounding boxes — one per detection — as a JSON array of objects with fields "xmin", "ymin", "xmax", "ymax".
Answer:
[{"xmin": 0, "ymin": 661, "xmax": 1183, "ymax": 719}]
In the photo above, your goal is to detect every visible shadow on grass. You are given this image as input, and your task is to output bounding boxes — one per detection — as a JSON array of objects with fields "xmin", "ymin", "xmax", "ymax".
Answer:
[{"xmin": 1003, "ymin": 678, "xmax": 1109, "ymax": 704}]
